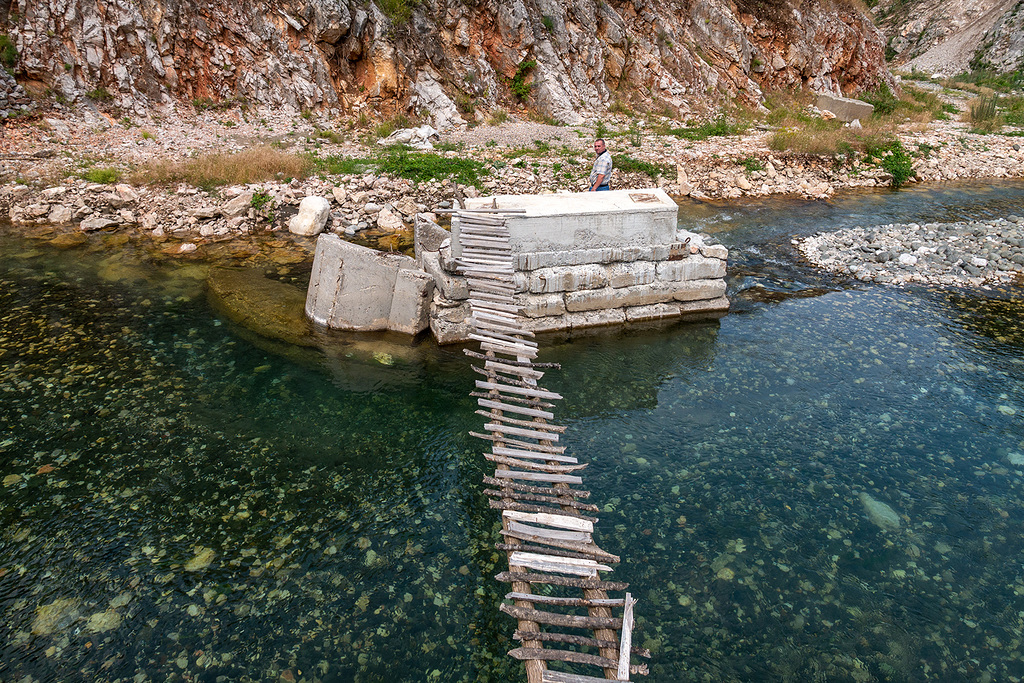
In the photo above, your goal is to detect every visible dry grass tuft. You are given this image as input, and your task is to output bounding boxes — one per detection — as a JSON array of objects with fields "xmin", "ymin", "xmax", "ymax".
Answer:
[{"xmin": 131, "ymin": 146, "xmax": 312, "ymax": 189}]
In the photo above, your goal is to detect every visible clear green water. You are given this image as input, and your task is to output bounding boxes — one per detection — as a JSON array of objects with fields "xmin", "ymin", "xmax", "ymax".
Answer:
[{"xmin": 2, "ymin": 181, "xmax": 1024, "ymax": 682}]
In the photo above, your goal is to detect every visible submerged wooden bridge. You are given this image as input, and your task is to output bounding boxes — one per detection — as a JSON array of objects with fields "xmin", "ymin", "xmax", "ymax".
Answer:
[{"xmin": 454, "ymin": 208, "xmax": 651, "ymax": 682}]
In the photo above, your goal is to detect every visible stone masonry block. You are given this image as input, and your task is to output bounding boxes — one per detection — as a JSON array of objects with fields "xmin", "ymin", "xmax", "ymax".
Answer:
[
  {"xmin": 678, "ymin": 296, "xmax": 730, "ymax": 314},
  {"xmin": 514, "ymin": 245, "xmax": 673, "ymax": 271},
  {"xmin": 414, "ymin": 215, "xmax": 450, "ymax": 258},
  {"xmin": 529, "ymin": 264, "xmax": 608, "ymax": 293},
  {"xmin": 429, "ymin": 297, "xmax": 472, "ymax": 344},
  {"xmin": 566, "ymin": 308, "xmax": 627, "ymax": 329},
  {"xmin": 607, "ymin": 262, "xmax": 656, "ymax": 288},
  {"xmin": 816, "ymin": 93, "xmax": 874, "ymax": 123},
  {"xmin": 564, "ymin": 283, "xmax": 674, "ymax": 312},
  {"xmin": 657, "ymin": 255, "xmax": 726, "ymax": 281},
  {"xmin": 671, "ymin": 279, "xmax": 727, "ymax": 302},
  {"xmin": 389, "ymin": 269, "xmax": 435, "ymax": 335},
  {"xmin": 515, "ymin": 293, "xmax": 567, "ymax": 318},
  {"xmin": 521, "ymin": 315, "xmax": 569, "ymax": 334},
  {"xmin": 625, "ymin": 303, "xmax": 681, "ymax": 322}
]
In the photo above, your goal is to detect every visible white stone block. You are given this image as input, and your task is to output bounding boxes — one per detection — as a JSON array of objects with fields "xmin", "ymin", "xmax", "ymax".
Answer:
[
  {"xmin": 565, "ymin": 284, "xmax": 673, "ymax": 312},
  {"xmin": 390, "ymin": 269, "xmax": 435, "ymax": 335},
  {"xmin": 625, "ymin": 303, "xmax": 680, "ymax": 322},
  {"xmin": 607, "ymin": 262, "xmax": 656, "ymax": 288},
  {"xmin": 515, "ymin": 293, "xmax": 567, "ymax": 318},
  {"xmin": 671, "ymin": 279, "xmax": 727, "ymax": 301},
  {"xmin": 529, "ymin": 264, "xmax": 608, "ymax": 293},
  {"xmin": 657, "ymin": 256, "xmax": 726, "ymax": 281},
  {"xmin": 566, "ymin": 308, "xmax": 627, "ymax": 329},
  {"xmin": 678, "ymin": 296, "xmax": 730, "ymax": 314}
]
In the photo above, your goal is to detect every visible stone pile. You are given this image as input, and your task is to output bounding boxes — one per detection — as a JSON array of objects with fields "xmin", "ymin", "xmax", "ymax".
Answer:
[{"xmin": 796, "ymin": 215, "xmax": 1024, "ymax": 286}]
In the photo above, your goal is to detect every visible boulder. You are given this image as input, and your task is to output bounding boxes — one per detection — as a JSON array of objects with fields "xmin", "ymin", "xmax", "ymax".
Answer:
[
  {"xmin": 816, "ymin": 93, "xmax": 874, "ymax": 123},
  {"xmin": 376, "ymin": 207, "xmax": 404, "ymax": 230},
  {"xmin": 79, "ymin": 216, "xmax": 118, "ymax": 231},
  {"xmin": 221, "ymin": 192, "xmax": 253, "ymax": 218},
  {"xmin": 48, "ymin": 205, "xmax": 73, "ymax": 224},
  {"xmin": 288, "ymin": 196, "xmax": 331, "ymax": 236}
]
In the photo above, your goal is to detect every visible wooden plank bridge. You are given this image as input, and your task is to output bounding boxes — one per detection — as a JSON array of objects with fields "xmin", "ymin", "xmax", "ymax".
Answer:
[{"xmin": 455, "ymin": 208, "xmax": 651, "ymax": 683}]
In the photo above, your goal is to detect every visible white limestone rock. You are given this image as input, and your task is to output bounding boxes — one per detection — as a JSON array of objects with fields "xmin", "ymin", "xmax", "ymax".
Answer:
[{"xmin": 288, "ymin": 196, "xmax": 331, "ymax": 236}]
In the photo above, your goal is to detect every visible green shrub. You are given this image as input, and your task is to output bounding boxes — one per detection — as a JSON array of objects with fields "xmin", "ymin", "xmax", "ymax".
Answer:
[
  {"xmin": 615, "ymin": 155, "xmax": 669, "ymax": 179},
  {"xmin": 860, "ymin": 84, "xmax": 900, "ymax": 116},
  {"xmin": 0, "ymin": 34, "xmax": 17, "ymax": 69},
  {"xmin": 85, "ymin": 87, "xmax": 113, "ymax": 102},
  {"xmin": 376, "ymin": 148, "xmax": 489, "ymax": 187},
  {"xmin": 541, "ymin": 15, "xmax": 555, "ymax": 32},
  {"xmin": 968, "ymin": 93, "xmax": 1001, "ymax": 133},
  {"xmin": 739, "ymin": 156, "xmax": 763, "ymax": 173},
  {"xmin": 510, "ymin": 59, "xmax": 537, "ymax": 101},
  {"xmin": 879, "ymin": 140, "xmax": 914, "ymax": 189},
  {"xmin": 378, "ymin": 0, "xmax": 417, "ymax": 24},
  {"xmin": 82, "ymin": 167, "xmax": 121, "ymax": 184},
  {"xmin": 660, "ymin": 115, "xmax": 745, "ymax": 140}
]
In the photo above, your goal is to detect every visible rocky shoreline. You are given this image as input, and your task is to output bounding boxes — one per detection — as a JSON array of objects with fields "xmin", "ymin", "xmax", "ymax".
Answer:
[
  {"xmin": 796, "ymin": 215, "xmax": 1024, "ymax": 287},
  {"xmin": 2, "ymin": 94, "xmax": 1024, "ymax": 275}
]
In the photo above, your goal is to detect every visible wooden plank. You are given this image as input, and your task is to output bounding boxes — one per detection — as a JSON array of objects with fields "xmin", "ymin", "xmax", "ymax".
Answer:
[
  {"xmin": 475, "ymin": 434, "xmax": 567, "ymax": 454},
  {"xmin": 497, "ymin": 541, "xmax": 608, "ymax": 562},
  {"xmin": 484, "ymin": 488, "xmax": 598, "ymax": 511},
  {"xmin": 473, "ymin": 367, "xmax": 542, "ymax": 390},
  {"xmin": 506, "ymin": 521, "xmax": 593, "ymax": 544},
  {"xmin": 491, "ymin": 445, "xmax": 575, "ymax": 463},
  {"xmin": 542, "ymin": 671, "xmax": 624, "ymax": 683},
  {"xmin": 475, "ymin": 381, "xmax": 560, "ymax": 400},
  {"xmin": 503, "ymin": 510, "xmax": 594, "ymax": 532},
  {"xmin": 485, "ymin": 453, "xmax": 586, "ymax": 474},
  {"xmin": 479, "ymin": 341, "xmax": 539, "ymax": 359},
  {"xmin": 499, "ymin": 603, "xmax": 621, "ymax": 629},
  {"xmin": 466, "ymin": 350, "xmax": 560, "ymax": 369},
  {"xmin": 509, "ymin": 647, "xmax": 620, "ymax": 670},
  {"xmin": 475, "ymin": 411, "xmax": 564, "ymax": 433},
  {"xmin": 471, "ymin": 318, "xmax": 534, "ymax": 338},
  {"xmin": 482, "ymin": 476, "xmax": 589, "ymax": 498},
  {"xmin": 515, "ymin": 631, "xmax": 652, "ymax": 658},
  {"xmin": 484, "ymin": 360, "xmax": 545, "ymax": 380},
  {"xmin": 501, "ymin": 530, "xmax": 619, "ymax": 563},
  {"xmin": 504, "ymin": 594, "xmax": 623, "ymax": 607},
  {"xmin": 472, "ymin": 328, "xmax": 540, "ymax": 348},
  {"xmin": 617, "ymin": 592, "xmax": 637, "ymax": 681},
  {"xmin": 471, "ymin": 391, "xmax": 556, "ymax": 408},
  {"xmin": 470, "ymin": 299, "xmax": 522, "ymax": 314},
  {"xmin": 486, "ymin": 453, "xmax": 585, "ymax": 473},
  {"xmin": 494, "ymin": 469, "xmax": 582, "ymax": 484},
  {"xmin": 477, "ymin": 398, "xmax": 554, "ymax": 419},
  {"xmin": 495, "ymin": 571, "xmax": 627, "ymax": 591},
  {"xmin": 485, "ymin": 422, "xmax": 560, "ymax": 442},
  {"xmin": 490, "ymin": 501, "xmax": 597, "ymax": 523}
]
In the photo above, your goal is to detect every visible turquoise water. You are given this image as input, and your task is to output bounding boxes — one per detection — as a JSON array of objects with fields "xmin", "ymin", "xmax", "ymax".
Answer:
[{"xmin": 2, "ymin": 181, "xmax": 1024, "ymax": 682}]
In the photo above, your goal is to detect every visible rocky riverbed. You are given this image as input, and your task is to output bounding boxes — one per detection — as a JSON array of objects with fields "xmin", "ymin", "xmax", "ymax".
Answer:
[{"xmin": 796, "ymin": 215, "xmax": 1024, "ymax": 286}]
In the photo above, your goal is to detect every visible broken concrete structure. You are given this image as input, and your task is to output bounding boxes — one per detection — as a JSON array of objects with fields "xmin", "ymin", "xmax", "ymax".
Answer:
[
  {"xmin": 816, "ymin": 92, "xmax": 874, "ymax": 122},
  {"xmin": 305, "ymin": 234, "xmax": 434, "ymax": 335},
  {"xmin": 425, "ymin": 189, "xmax": 730, "ymax": 343},
  {"xmin": 305, "ymin": 189, "xmax": 730, "ymax": 343}
]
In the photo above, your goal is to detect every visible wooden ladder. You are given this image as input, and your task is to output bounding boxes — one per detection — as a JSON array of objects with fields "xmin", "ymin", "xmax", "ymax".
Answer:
[{"xmin": 457, "ymin": 209, "xmax": 650, "ymax": 682}]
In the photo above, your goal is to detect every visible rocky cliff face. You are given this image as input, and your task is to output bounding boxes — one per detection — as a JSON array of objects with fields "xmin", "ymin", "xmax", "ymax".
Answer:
[
  {"xmin": 3, "ymin": 0, "xmax": 892, "ymax": 126},
  {"xmin": 875, "ymin": 0, "xmax": 1024, "ymax": 75}
]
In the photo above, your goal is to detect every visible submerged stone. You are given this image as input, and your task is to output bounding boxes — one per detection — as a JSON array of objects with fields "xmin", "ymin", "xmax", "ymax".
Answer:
[
  {"xmin": 859, "ymin": 492, "xmax": 901, "ymax": 531},
  {"xmin": 32, "ymin": 597, "xmax": 81, "ymax": 636},
  {"xmin": 184, "ymin": 547, "xmax": 216, "ymax": 572},
  {"xmin": 206, "ymin": 268, "xmax": 316, "ymax": 348}
]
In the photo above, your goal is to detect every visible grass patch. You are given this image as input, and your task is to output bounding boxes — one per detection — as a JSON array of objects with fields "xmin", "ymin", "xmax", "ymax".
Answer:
[
  {"xmin": 614, "ymin": 155, "xmax": 670, "ymax": 179},
  {"xmin": 374, "ymin": 114, "xmax": 413, "ymax": 139},
  {"xmin": 82, "ymin": 167, "xmax": 121, "ymax": 184},
  {"xmin": 738, "ymin": 156, "xmax": 763, "ymax": 173},
  {"xmin": 967, "ymin": 93, "xmax": 1001, "ymax": 133},
  {"xmin": 488, "ymin": 109, "xmax": 509, "ymax": 126},
  {"xmin": 314, "ymin": 155, "xmax": 377, "ymax": 176},
  {"xmin": 85, "ymin": 87, "xmax": 113, "ymax": 102},
  {"xmin": 378, "ymin": 0, "xmax": 418, "ymax": 24},
  {"xmin": 376, "ymin": 148, "xmax": 488, "ymax": 187},
  {"xmin": 873, "ymin": 139, "xmax": 914, "ymax": 189},
  {"xmin": 1003, "ymin": 96, "xmax": 1024, "ymax": 127},
  {"xmin": 950, "ymin": 69, "xmax": 1024, "ymax": 93},
  {"xmin": 132, "ymin": 147, "xmax": 312, "ymax": 190},
  {"xmin": 658, "ymin": 116, "xmax": 746, "ymax": 141}
]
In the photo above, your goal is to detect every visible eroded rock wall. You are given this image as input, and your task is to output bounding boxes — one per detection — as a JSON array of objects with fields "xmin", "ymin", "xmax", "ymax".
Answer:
[{"xmin": 5, "ymin": 0, "xmax": 893, "ymax": 123}]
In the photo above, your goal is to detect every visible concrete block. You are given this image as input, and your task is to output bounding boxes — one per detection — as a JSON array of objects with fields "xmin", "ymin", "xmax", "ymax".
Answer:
[
  {"xmin": 305, "ymin": 233, "xmax": 414, "ymax": 331},
  {"xmin": 429, "ymin": 296, "xmax": 472, "ymax": 344},
  {"xmin": 671, "ymin": 279, "xmax": 727, "ymax": 301},
  {"xmin": 678, "ymin": 296, "xmax": 730, "ymax": 314},
  {"xmin": 515, "ymin": 293, "xmax": 567, "ymax": 318},
  {"xmin": 529, "ymin": 264, "xmax": 608, "ymax": 293},
  {"xmin": 657, "ymin": 256, "xmax": 726, "ymax": 281},
  {"xmin": 513, "ymin": 245, "xmax": 669, "ymax": 271},
  {"xmin": 522, "ymin": 315, "xmax": 569, "ymax": 334},
  {"xmin": 421, "ymin": 250, "xmax": 469, "ymax": 300},
  {"xmin": 625, "ymin": 303, "xmax": 681, "ymax": 322},
  {"xmin": 460, "ymin": 189, "xmax": 678, "ymax": 257},
  {"xmin": 566, "ymin": 308, "xmax": 627, "ymax": 329},
  {"xmin": 389, "ymin": 269, "xmax": 435, "ymax": 335},
  {"xmin": 816, "ymin": 93, "xmax": 874, "ymax": 123},
  {"xmin": 414, "ymin": 215, "xmax": 450, "ymax": 256},
  {"xmin": 607, "ymin": 262, "xmax": 656, "ymax": 288},
  {"xmin": 564, "ymin": 283, "xmax": 673, "ymax": 312}
]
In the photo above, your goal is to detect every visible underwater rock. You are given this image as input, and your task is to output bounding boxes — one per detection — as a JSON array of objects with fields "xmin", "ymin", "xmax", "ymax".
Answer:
[
  {"xmin": 85, "ymin": 609, "xmax": 122, "ymax": 633},
  {"xmin": 206, "ymin": 268, "xmax": 316, "ymax": 348},
  {"xmin": 184, "ymin": 547, "xmax": 216, "ymax": 572},
  {"xmin": 32, "ymin": 597, "xmax": 81, "ymax": 636},
  {"xmin": 859, "ymin": 492, "xmax": 901, "ymax": 531}
]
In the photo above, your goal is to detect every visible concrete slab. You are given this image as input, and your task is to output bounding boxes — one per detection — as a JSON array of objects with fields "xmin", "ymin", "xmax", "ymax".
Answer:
[
  {"xmin": 390, "ymin": 269, "xmax": 435, "ymax": 335},
  {"xmin": 457, "ymin": 188, "xmax": 678, "ymax": 258},
  {"xmin": 816, "ymin": 93, "xmax": 874, "ymax": 123}
]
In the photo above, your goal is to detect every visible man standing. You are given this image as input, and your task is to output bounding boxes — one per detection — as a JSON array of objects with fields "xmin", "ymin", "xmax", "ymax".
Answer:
[{"xmin": 588, "ymin": 138, "xmax": 612, "ymax": 191}]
